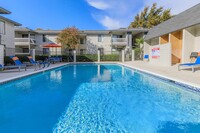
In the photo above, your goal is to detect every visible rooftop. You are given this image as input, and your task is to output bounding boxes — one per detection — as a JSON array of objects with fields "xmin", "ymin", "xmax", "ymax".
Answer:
[
  {"xmin": 0, "ymin": 7, "xmax": 11, "ymax": 14},
  {"xmin": 0, "ymin": 15, "xmax": 21, "ymax": 26},
  {"xmin": 17, "ymin": 28, "xmax": 148, "ymax": 35}
]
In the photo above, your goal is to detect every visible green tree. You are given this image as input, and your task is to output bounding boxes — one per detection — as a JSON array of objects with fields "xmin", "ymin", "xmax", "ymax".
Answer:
[
  {"xmin": 129, "ymin": 3, "xmax": 172, "ymax": 28},
  {"xmin": 134, "ymin": 37, "xmax": 144, "ymax": 59},
  {"xmin": 57, "ymin": 26, "xmax": 80, "ymax": 49}
]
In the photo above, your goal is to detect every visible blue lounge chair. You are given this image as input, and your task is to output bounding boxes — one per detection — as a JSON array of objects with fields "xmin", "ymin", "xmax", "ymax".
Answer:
[
  {"xmin": 0, "ymin": 64, "xmax": 26, "ymax": 71},
  {"xmin": 27, "ymin": 56, "xmax": 50, "ymax": 70},
  {"xmin": 49, "ymin": 57, "xmax": 62, "ymax": 64},
  {"xmin": 7, "ymin": 56, "xmax": 27, "ymax": 71},
  {"xmin": 178, "ymin": 57, "xmax": 200, "ymax": 72},
  {"xmin": 144, "ymin": 55, "xmax": 149, "ymax": 61}
]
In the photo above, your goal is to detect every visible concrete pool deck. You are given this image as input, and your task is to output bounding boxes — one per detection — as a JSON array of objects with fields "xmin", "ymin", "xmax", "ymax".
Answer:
[
  {"xmin": 122, "ymin": 61, "xmax": 200, "ymax": 89},
  {"xmin": 0, "ymin": 63, "xmax": 68, "ymax": 84}
]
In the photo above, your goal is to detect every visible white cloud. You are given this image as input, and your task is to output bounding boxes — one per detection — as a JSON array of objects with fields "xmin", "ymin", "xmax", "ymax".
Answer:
[
  {"xmin": 100, "ymin": 16, "xmax": 121, "ymax": 29},
  {"xmin": 86, "ymin": 0, "xmax": 200, "ymax": 29},
  {"xmin": 86, "ymin": 0, "xmax": 110, "ymax": 10}
]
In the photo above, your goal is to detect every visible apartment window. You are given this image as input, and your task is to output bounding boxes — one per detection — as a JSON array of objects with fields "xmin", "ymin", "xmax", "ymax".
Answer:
[
  {"xmin": 98, "ymin": 35, "xmax": 103, "ymax": 42},
  {"xmin": 80, "ymin": 38, "xmax": 84, "ymax": 44},
  {"xmin": 43, "ymin": 48, "xmax": 49, "ymax": 55},
  {"xmin": 22, "ymin": 34, "xmax": 28, "ymax": 38},
  {"xmin": 43, "ymin": 35, "xmax": 46, "ymax": 42},
  {"xmin": 30, "ymin": 34, "xmax": 35, "ymax": 39},
  {"xmin": 80, "ymin": 49, "xmax": 86, "ymax": 54},
  {"xmin": 22, "ymin": 48, "xmax": 29, "ymax": 53},
  {"xmin": 0, "ymin": 21, "xmax": 5, "ymax": 35}
]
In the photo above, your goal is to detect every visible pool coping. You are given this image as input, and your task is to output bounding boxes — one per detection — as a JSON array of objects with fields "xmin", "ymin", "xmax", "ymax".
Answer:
[
  {"xmin": 0, "ymin": 63, "xmax": 69, "ymax": 85},
  {"xmin": 0, "ymin": 62, "xmax": 119, "ymax": 85},
  {"xmin": 118, "ymin": 63, "xmax": 200, "ymax": 92},
  {"xmin": 1, "ymin": 62, "xmax": 200, "ymax": 92}
]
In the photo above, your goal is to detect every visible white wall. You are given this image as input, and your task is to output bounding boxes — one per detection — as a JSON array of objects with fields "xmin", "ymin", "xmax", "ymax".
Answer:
[
  {"xmin": 1, "ymin": 20, "xmax": 15, "ymax": 55},
  {"xmin": 194, "ymin": 28, "xmax": 200, "ymax": 51},
  {"xmin": 0, "ymin": 45, "xmax": 4, "ymax": 65},
  {"xmin": 182, "ymin": 29, "xmax": 195, "ymax": 63},
  {"xmin": 86, "ymin": 34, "xmax": 112, "ymax": 54},
  {"xmin": 149, "ymin": 43, "xmax": 171, "ymax": 66}
]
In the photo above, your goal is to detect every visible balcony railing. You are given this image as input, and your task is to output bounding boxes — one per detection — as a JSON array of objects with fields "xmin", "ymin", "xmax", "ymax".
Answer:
[
  {"xmin": 112, "ymin": 38, "xmax": 127, "ymax": 46},
  {"xmin": 15, "ymin": 38, "xmax": 36, "ymax": 45}
]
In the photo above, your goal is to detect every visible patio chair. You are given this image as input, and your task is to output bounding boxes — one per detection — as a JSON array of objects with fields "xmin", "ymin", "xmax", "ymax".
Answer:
[
  {"xmin": 49, "ymin": 57, "xmax": 62, "ymax": 64},
  {"xmin": 178, "ymin": 56, "xmax": 200, "ymax": 72},
  {"xmin": 144, "ymin": 55, "xmax": 149, "ymax": 61},
  {"xmin": 27, "ymin": 56, "xmax": 50, "ymax": 70},
  {"xmin": 0, "ymin": 64, "xmax": 27, "ymax": 72},
  {"xmin": 5, "ymin": 56, "xmax": 27, "ymax": 71}
]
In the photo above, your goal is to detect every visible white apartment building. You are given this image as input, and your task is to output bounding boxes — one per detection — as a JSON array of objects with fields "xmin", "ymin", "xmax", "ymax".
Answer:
[
  {"xmin": 0, "ymin": 7, "xmax": 21, "ymax": 56},
  {"xmin": 14, "ymin": 28, "xmax": 148, "ymax": 56}
]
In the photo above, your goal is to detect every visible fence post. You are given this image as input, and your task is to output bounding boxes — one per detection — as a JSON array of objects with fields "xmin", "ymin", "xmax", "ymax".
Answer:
[
  {"xmin": 0, "ymin": 45, "xmax": 4, "ymax": 65},
  {"xmin": 31, "ymin": 49, "xmax": 36, "ymax": 61},
  {"xmin": 98, "ymin": 50, "xmax": 100, "ymax": 62},
  {"xmin": 73, "ymin": 50, "xmax": 76, "ymax": 63},
  {"xmin": 132, "ymin": 49, "xmax": 135, "ymax": 61},
  {"xmin": 122, "ymin": 50, "xmax": 125, "ymax": 62}
]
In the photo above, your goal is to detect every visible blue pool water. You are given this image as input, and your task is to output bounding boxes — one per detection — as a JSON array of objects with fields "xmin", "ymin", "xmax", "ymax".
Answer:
[{"xmin": 1, "ymin": 64, "xmax": 200, "ymax": 133}]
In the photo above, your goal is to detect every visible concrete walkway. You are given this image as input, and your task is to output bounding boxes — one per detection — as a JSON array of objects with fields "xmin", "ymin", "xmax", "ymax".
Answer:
[
  {"xmin": 0, "ymin": 63, "xmax": 68, "ymax": 84},
  {"xmin": 122, "ymin": 61, "xmax": 200, "ymax": 88}
]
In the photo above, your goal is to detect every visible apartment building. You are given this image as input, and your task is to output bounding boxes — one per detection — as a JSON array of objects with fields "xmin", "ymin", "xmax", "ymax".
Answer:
[
  {"xmin": 144, "ymin": 3, "xmax": 200, "ymax": 66},
  {"xmin": 14, "ymin": 28, "xmax": 148, "ymax": 56},
  {"xmin": 0, "ymin": 7, "xmax": 21, "ymax": 56}
]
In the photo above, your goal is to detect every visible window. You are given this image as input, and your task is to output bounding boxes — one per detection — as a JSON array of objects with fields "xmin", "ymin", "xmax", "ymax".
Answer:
[
  {"xmin": 43, "ymin": 35, "xmax": 46, "ymax": 42},
  {"xmin": 98, "ymin": 35, "xmax": 103, "ymax": 42},
  {"xmin": 22, "ymin": 34, "xmax": 28, "ymax": 38},
  {"xmin": 22, "ymin": 48, "xmax": 29, "ymax": 53},
  {"xmin": 0, "ymin": 21, "xmax": 5, "ymax": 35},
  {"xmin": 80, "ymin": 49, "xmax": 86, "ymax": 54},
  {"xmin": 80, "ymin": 38, "xmax": 84, "ymax": 44},
  {"xmin": 43, "ymin": 48, "xmax": 49, "ymax": 55},
  {"xmin": 30, "ymin": 34, "xmax": 35, "ymax": 39}
]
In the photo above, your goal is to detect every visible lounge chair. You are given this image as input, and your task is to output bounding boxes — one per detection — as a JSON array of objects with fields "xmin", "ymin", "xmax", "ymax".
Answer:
[
  {"xmin": 144, "ymin": 55, "xmax": 149, "ymax": 61},
  {"xmin": 178, "ymin": 57, "xmax": 200, "ymax": 72},
  {"xmin": 0, "ymin": 64, "xmax": 27, "ymax": 72},
  {"xmin": 4, "ymin": 56, "xmax": 27, "ymax": 71},
  {"xmin": 49, "ymin": 57, "xmax": 62, "ymax": 64},
  {"xmin": 27, "ymin": 56, "xmax": 50, "ymax": 70}
]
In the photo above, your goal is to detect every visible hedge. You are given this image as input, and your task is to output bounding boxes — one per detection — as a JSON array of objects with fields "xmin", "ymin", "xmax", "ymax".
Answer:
[
  {"xmin": 101, "ymin": 54, "xmax": 119, "ymax": 61},
  {"xmin": 4, "ymin": 54, "xmax": 120, "ymax": 65}
]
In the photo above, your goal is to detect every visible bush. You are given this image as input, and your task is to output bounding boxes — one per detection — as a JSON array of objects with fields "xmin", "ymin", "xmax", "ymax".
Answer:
[
  {"xmin": 101, "ymin": 54, "xmax": 119, "ymax": 61},
  {"xmin": 134, "ymin": 48, "xmax": 143, "ymax": 60},
  {"xmin": 4, "ymin": 54, "xmax": 120, "ymax": 65},
  {"xmin": 77, "ymin": 54, "xmax": 98, "ymax": 62}
]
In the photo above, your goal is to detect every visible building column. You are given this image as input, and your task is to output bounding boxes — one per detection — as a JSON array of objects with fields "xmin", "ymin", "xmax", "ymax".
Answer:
[
  {"xmin": 73, "ymin": 50, "xmax": 76, "ymax": 63},
  {"xmin": 132, "ymin": 49, "xmax": 135, "ymax": 61},
  {"xmin": 28, "ymin": 32, "xmax": 31, "ymax": 54},
  {"xmin": 0, "ymin": 45, "xmax": 4, "ymax": 65},
  {"xmin": 98, "ymin": 50, "xmax": 100, "ymax": 62},
  {"xmin": 122, "ymin": 50, "xmax": 125, "ymax": 62}
]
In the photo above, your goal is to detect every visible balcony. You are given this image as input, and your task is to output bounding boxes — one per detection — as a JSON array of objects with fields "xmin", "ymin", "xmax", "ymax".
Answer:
[
  {"xmin": 112, "ymin": 38, "xmax": 127, "ymax": 47},
  {"xmin": 15, "ymin": 38, "xmax": 36, "ymax": 46}
]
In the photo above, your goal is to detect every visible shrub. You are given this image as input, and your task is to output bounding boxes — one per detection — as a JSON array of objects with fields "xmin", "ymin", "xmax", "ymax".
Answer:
[
  {"xmin": 4, "ymin": 54, "xmax": 120, "ymax": 65},
  {"xmin": 101, "ymin": 54, "xmax": 119, "ymax": 61},
  {"xmin": 77, "ymin": 54, "xmax": 98, "ymax": 62}
]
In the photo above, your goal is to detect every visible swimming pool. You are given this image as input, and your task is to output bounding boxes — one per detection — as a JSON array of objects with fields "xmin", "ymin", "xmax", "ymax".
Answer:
[{"xmin": 0, "ymin": 64, "xmax": 200, "ymax": 133}]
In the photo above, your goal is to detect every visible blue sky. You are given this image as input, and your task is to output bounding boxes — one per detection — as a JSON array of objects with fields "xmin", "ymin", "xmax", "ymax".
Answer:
[{"xmin": 0, "ymin": 0, "xmax": 199, "ymax": 30}]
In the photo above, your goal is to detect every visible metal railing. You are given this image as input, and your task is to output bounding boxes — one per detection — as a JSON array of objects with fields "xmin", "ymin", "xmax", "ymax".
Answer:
[
  {"xmin": 112, "ymin": 38, "xmax": 127, "ymax": 46},
  {"xmin": 15, "ymin": 38, "xmax": 36, "ymax": 44}
]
